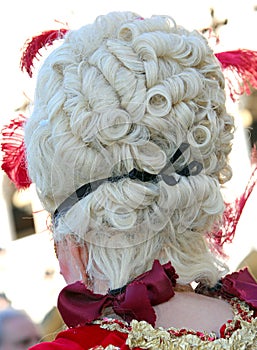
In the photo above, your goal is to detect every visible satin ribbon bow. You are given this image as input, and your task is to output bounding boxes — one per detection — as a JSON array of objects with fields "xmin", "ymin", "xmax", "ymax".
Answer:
[
  {"xmin": 220, "ymin": 268, "xmax": 257, "ymax": 312},
  {"xmin": 58, "ymin": 260, "xmax": 178, "ymax": 328}
]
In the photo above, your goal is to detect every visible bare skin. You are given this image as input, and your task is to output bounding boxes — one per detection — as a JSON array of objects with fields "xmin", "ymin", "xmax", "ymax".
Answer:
[{"xmin": 154, "ymin": 291, "xmax": 234, "ymax": 336}]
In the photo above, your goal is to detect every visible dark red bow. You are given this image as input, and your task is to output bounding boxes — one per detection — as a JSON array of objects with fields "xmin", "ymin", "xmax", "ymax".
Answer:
[
  {"xmin": 58, "ymin": 260, "xmax": 178, "ymax": 328},
  {"xmin": 220, "ymin": 268, "xmax": 257, "ymax": 314}
]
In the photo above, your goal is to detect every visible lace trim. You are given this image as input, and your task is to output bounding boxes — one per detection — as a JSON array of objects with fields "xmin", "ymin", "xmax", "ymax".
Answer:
[{"xmin": 92, "ymin": 298, "xmax": 257, "ymax": 349}]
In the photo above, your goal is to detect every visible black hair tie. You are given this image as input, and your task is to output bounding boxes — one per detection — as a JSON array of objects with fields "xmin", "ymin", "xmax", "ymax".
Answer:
[{"xmin": 53, "ymin": 143, "xmax": 203, "ymax": 225}]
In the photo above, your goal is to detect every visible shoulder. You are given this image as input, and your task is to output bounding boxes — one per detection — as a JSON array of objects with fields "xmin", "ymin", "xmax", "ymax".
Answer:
[{"xmin": 154, "ymin": 292, "xmax": 233, "ymax": 335}]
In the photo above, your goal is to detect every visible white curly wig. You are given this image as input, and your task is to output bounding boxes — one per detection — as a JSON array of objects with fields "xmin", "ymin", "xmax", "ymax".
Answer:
[{"xmin": 25, "ymin": 12, "xmax": 234, "ymax": 289}]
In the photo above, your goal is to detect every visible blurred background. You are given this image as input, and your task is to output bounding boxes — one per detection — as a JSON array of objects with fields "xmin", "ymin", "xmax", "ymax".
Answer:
[{"xmin": 0, "ymin": 0, "xmax": 257, "ymax": 341}]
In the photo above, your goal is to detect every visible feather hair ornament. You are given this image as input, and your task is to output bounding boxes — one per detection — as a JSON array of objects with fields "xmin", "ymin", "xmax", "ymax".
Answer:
[
  {"xmin": 1, "ymin": 114, "xmax": 31, "ymax": 189},
  {"xmin": 20, "ymin": 28, "xmax": 68, "ymax": 77},
  {"xmin": 1, "ymin": 28, "xmax": 69, "ymax": 189},
  {"xmin": 215, "ymin": 49, "xmax": 257, "ymax": 101},
  {"xmin": 210, "ymin": 160, "xmax": 257, "ymax": 254}
]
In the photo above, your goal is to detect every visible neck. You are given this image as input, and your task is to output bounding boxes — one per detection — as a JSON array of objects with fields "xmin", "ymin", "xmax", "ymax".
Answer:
[
  {"xmin": 92, "ymin": 279, "xmax": 110, "ymax": 294},
  {"xmin": 92, "ymin": 280, "xmax": 193, "ymax": 296},
  {"xmin": 174, "ymin": 283, "xmax": 194, "ymax": 293}
]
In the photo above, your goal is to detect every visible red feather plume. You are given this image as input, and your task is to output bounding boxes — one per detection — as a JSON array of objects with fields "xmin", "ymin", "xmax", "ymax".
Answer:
[
  {"xmin": 20, "ymin": 28, "xmax": 68, "ymax": 77},
  {"xmin": 1, "ymin": 28, "xmax": 69, "ymax": 190},
  {"xmin": 1, "ymin": 114, "xmax": 31, "ymax": 189},
  {"xmin": 211, "ymin": 162, "xmax": 257, "ymax": 253},
  {"xmin": 215, "ymin": 49, "xmax": 257, "ymax": 101}
]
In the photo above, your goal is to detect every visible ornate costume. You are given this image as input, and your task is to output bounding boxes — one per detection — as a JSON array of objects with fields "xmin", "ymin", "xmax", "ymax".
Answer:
[{"xmin": 29, "ymin": 263, "xmax": 257, "ymax": 349}]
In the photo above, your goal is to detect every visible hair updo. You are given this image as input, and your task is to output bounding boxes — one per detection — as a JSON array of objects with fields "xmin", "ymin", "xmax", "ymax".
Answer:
[{"xmin": 25, "ymin": 12, "xmax": 234, "ymax": 288}]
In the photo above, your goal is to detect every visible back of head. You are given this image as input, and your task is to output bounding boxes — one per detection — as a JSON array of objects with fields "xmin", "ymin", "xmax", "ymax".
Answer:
[
  {"xmin": 25, "ymin": 12, "xmax": 234, "ymax": 289},
  {"xmin": 0, "ymin": 308, "xmax": 40, "ymax": 348}
]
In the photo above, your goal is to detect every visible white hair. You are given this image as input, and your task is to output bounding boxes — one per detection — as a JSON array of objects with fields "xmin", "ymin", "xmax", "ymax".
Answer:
[{"xmin": 25, "ymin": 12, "xmax": 234, "ymax": 288}]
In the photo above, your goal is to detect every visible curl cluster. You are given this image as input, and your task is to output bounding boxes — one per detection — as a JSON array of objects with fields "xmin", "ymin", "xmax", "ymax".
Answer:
[{"xmin": 25, "ymin": 12, "xmax": 234, "ymax": 288}]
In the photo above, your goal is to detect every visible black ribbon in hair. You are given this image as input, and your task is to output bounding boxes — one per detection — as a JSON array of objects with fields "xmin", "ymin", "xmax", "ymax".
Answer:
[{"xmin": 53, "ymin": 143, "xmax": 203, "ymax": 224}]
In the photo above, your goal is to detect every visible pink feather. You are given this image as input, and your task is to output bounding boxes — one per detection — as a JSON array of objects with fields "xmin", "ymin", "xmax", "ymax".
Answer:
[
  {"xmin": 211, "ymin": 162, "xmax": 257, "ymax": 253},
  {"xmin": 20, "ymin": 28, "xmax": 68, "ymax": 77},
  {"xmin": 215, "ymin": 49, "xmax": 257, "ymax": 101},
  {"xmin": 1, "ymin": 114, "xmax": 31, "ymax": 189}
]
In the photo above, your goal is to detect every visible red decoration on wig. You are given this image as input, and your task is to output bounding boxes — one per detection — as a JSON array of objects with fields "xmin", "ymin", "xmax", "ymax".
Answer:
[
  {"xmin": 1, "ymin": 114, "xmax": 31, "ymax": 189},
  {"xmin": 251, "ymin": 144, "xmax": 257, "ymax": 166},
  {"xmin": 20, "ymin": 28, "xmax": 68, "ymax": 77},
  {"xmin": 215, "ymin": 49, "xmax": 257, "ymax": 101},
  {"xmin": 212, "ymin": 162, "xmax": 257, "ymax": 252}
]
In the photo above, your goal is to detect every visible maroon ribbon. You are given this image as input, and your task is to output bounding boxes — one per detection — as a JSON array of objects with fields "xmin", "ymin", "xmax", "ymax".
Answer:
[
  {"xmin": 220, "ymin": 268, "xmax": 257, "ymax": 312},
  {"xmin": 57, "ymin": 260, "xmax": 178, "ymax": 327}
]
